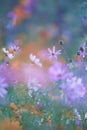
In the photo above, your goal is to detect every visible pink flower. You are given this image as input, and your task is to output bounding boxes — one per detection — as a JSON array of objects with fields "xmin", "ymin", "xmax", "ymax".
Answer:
[
  {"xmin": 22, "ymin": 63, "xmax": 50, "ymax": 87},
  {"xmin": 48, "ymin": 62, "xmax": 71, "ymax": 81},
  {"xmin": 9, "ymin": 44, "xmax": 20, "ymax": 53},
  {"xmin": 48, "ymin": 46, "xmax": 61, "ymax": 59},
  {"xmin": 60, "ymin": 77, "xmax": 86, "ymax": 102},
  {"xmin": 0, "ymin": 63, "xmax": 23, "ymax": 86}
]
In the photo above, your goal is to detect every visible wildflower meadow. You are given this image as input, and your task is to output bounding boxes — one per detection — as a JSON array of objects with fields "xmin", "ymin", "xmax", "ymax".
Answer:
[{"xmin": 0, "ymin": 0, "xmax": 87, "ymax": 130}]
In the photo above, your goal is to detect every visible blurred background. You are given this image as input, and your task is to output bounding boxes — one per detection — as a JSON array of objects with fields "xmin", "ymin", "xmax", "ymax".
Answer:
[
  {"xmin": 0, "ymin": 0, "xmax": 87, "ymax": 60},
  {"xmin": 0, "ymin": 2, "xmax": 87, "ymax": 129}
]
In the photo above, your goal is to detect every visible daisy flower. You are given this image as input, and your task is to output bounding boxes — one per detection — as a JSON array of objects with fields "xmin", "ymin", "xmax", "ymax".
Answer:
[
  {"xmin": 29, "ymin": 54, "xmax": 42, "ymax": 67},
  {"xmin": 48, "ymin": 46, "xmax": 61, "ymax": 59},
  {"xmin": 48, "ymin": 62, "xmax": 72, "ymax": 81},
  {"xmin": 9, "ymin": 44, "xmax": 20, "ymax": 53},
  {"xmin": 2, "ymin": 44, "xmax": 20, "ymax": 60}
]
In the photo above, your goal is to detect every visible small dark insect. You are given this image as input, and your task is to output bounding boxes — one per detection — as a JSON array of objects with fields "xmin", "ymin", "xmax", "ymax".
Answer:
[
  {"xmin": 79, "ymin": 47, "xmax": 84, "ymax": 52},
  {"xmin": 59, "ymin": 40, "xmax": 64, "ymax": 45}
]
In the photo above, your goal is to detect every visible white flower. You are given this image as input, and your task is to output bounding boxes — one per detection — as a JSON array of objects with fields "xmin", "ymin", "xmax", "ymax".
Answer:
[
  {"xmin": 27, "ymin": 78, "xmax": 41, "ymax": 91},
  {"xmin": 85, "ymin": 66, "xmax": 87, "ymax": 70},
  {"xmin": 73, "ymin": 108, "xmax": 78, "ymax": 114},
  {"xmin": 73, "ymin": 108, "xmax": 81, "ymax": 120},
  {"xmin": 2, "ymin": 48, "xmax": 14, "ymax": 59},
  {"xmin": 29, "ymin": 54, "xmax": 42, "ymax": 67},
  {"xmin": 0, "ymin": 77, "xmax": 8, "ymax": 98},
  {"xmin": 48, "ymin": 46, "xmax": 61, "ymax": 59},
  {"xmin": 28, "ymin": 90, "xmax": 33, "ymax": 97},
  {"xmin": 7, "ymin": 53, "xmax": 14, "ymax": 59},
  {"xmin": 85, "ymin": 113, "xmax": 87, "ymax": 119},
  {"xmin": 27, "ymin": 78, "xmax": 41, "ymax": 97},
  {"xmin": 2, "ymin": 48, "xmax": 9, "ymax": 54},
  {"xmin": 2, "ymin": 45, "xmax": 20, "ymax": 60}
]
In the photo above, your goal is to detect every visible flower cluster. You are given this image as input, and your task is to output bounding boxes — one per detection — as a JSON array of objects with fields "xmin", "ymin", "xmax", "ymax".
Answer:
[
  {"xmin": 2, "ymin": 44, "xmax": 20, "ymax": 60},
  {"xmin": 0, "ymin": 41, "xmax": 87, "ymax": 104},
  {"xmin": 0, "ymin": 40, "xmax": 87, "ymax": 130},
  {"xmin": 60, "ymin": 77, "xmax": 86, "ymax": 102}
]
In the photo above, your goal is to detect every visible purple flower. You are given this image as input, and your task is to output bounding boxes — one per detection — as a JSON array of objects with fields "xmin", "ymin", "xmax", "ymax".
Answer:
[
  {"xmin": 9, "ymin": 44, "xmax": 20, "ymax": 53},
  {"xmin": 75, "ymin": 119, "xmax": 82, "ymax": 126},
  {"xmin": 78, "ymin": 43, "xmax": 87, "ymax": 58},
  {"xmin": 48, "ymin": 62, "xmax": 72, "ymax": 81},
  {"xmin": 0, "ymin": 76, "xmax": 8, "ymax": 98},
  {"xmin": 60, "ymin": 77, "xmax": 86, "ymax": 102},
  {"xmin": 7, "ymin": 12, "xmax": 16, "ymax": 18},
  {"xmin": 82, "ymin": 17, "xmax": 87, "ymax": 26},
  {"xmin": 2, "ymin": 44, "xmax": 20, "ymax": 60},
  {"xmin": 0, "ymin": 63, "xmax": 22, "ymax": 86},
  {"xmin": 36, "ymin": 103, "xmax": 43, "ymax": 110},
  {"xmin": 48, "ymin": 46, "xmax": 61, "ymax": 60}
]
